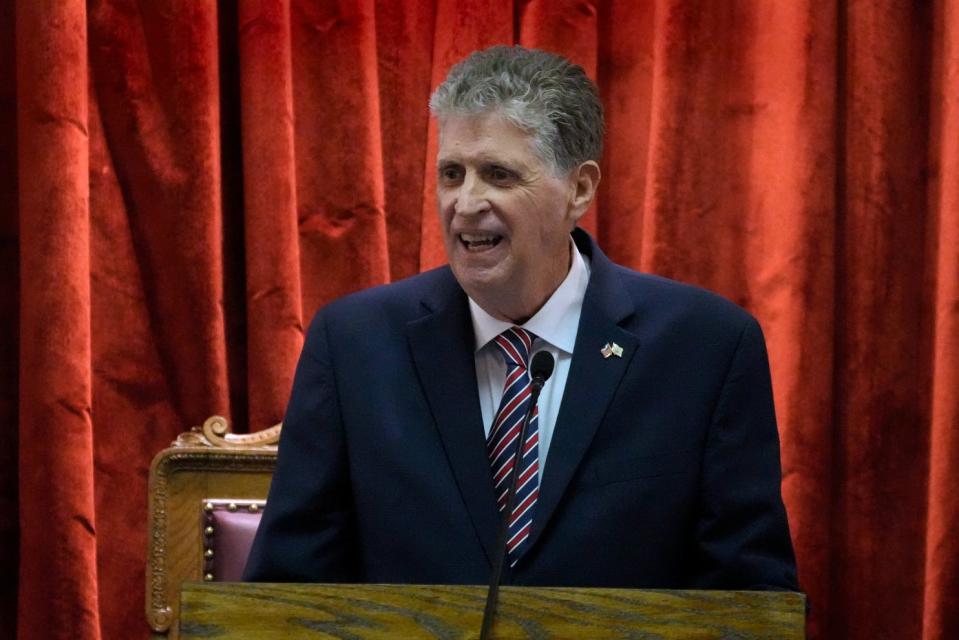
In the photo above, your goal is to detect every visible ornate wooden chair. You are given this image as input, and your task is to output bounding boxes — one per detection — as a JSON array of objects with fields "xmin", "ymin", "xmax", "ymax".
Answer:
[{"xmin": 145, "ymin": 416, "xmax": 281, "ymax": 639}]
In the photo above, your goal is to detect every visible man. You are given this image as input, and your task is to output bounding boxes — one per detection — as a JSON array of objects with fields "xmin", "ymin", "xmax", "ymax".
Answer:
[{"xmin": 244, "ymin": 46, "xmax": 797, "ymax": 590}]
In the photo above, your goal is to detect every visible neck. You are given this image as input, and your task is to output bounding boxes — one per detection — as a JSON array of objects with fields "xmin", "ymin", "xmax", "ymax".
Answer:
[{"xmin": 475, "ymin": 245, "xmax": 574, "ymax": 324}]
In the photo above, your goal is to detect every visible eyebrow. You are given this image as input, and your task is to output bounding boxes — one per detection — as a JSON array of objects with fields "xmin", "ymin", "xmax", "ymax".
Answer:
[{"xmin": 436, "ymin": 155, "xmax": 527, "ymax": 172}]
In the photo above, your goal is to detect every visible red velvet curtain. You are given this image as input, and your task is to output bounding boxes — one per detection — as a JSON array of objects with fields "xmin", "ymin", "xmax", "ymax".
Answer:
[{"xmin": 3, "ymin": 1, "xmax": 957, "ymax": 638}]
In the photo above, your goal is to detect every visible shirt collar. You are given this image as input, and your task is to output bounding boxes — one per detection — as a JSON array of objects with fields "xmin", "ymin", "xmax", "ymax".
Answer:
[{"xmin": 468, "ymin": 238, "xmax": 591, "ymax": 355}]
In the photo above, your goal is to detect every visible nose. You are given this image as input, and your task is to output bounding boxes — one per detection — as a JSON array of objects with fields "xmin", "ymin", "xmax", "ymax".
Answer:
[{"xmin": 453, "ymin": 172, "xmax": 489, "ymax": 217}]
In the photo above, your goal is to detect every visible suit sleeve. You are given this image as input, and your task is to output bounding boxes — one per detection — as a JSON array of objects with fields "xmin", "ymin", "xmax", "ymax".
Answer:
[
  {"xmin": 691, "ymin": 317, "xmax": 799, "ymax": 590},
  {"xmin": 243, "ymin": 308, "xmax": 359, "ymax": 582}
]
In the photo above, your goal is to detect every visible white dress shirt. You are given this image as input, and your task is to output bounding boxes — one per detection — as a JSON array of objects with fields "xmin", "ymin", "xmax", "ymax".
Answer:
[{"xmin": 468, "ymin": 241, "xmax": 591, "ymax": 475}]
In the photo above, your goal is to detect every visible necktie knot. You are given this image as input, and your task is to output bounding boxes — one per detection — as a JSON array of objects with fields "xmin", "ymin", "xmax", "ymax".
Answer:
[{"xmin": 493, "ymin": 327, "xmax": 535, "ymax": 369}]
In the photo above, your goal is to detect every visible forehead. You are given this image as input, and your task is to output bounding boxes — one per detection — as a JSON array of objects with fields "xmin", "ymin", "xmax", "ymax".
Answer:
[{"xmin": 436, "ymin": 113, "xmax": 538, "ymax": 164}]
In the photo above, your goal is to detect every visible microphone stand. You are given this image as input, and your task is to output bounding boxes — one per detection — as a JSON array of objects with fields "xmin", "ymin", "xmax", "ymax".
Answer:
[{"xmin": 479, "ymin": 364, "xmax": 550, "ymax": 640}]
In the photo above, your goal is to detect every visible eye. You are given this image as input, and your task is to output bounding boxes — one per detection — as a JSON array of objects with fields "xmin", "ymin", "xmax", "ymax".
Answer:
[
  {"xmin": 439, "ymin": 164, "xmax": 463, "ymax": 184},
  {"xmin": 486, "ymin": 165, "xmax": 516, "ymax": 184}
]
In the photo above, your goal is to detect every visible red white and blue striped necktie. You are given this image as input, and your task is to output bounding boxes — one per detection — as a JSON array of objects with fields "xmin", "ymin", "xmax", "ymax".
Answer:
[{"xmin": 487, "ymin": 327, "xmax": 540, "ymax": 566}]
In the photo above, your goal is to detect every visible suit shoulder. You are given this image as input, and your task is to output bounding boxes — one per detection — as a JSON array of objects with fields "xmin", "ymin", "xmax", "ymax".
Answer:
[
  {"xmin": 304, "ymin": 266, "xmax": 456, "ymax": 340},
  {"xmin": 331, "ymin": 266, "xmax": 453, "ymax": 311},
  {"xmin": 610, "ymin": 264, "xmax": 758, "ymax": 335}
]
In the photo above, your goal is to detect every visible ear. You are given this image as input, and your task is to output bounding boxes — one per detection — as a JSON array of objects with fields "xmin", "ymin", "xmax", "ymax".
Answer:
[{"xmin": 566, "ymin": 160, "xmax": 601, "ymax": 223}]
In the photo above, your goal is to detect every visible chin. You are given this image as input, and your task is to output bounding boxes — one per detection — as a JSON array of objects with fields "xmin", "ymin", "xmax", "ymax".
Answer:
[
  {"xmin": 457, "ymin": 267, "xmax": 505, "ymax": 291},
  {"xmin": 452, "ymin": 263, "xmax": 509, "ymax": 300}
]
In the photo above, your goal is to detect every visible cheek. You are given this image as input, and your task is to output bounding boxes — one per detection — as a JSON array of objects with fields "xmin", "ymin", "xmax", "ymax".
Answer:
[{"xmin": 436, "ymin": 194, "xmax": 454, "ymax": 223}]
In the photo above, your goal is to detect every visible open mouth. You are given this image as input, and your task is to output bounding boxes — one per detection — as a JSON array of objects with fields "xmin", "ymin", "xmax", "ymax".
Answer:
[{"xmin": 459, "ymin": 233, "xmax": 503, "ymax": 251}]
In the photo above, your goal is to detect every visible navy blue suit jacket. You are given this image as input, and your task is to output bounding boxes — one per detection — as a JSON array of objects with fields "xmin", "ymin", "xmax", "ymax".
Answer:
[{"xmin": 244, "ymin": 229, "xmax": 798, "ymax": 590}]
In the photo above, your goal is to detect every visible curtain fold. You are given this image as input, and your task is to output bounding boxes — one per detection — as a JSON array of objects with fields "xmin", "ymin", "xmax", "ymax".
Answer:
[
  {"xmin": 237, "ymin": 0, "xmax": 303, "ymax": 430},
  {"xmin": 374, "ymin": 0, "xmax": 435, "ymax": 281},
  {"xmin": 0, "ymin": 0, "xmax": 19, "ymax": 630},
  {"xmin": 829, "ymin": 3, "xmax": 934, "ymax": 637},
  {"xmin": 87, "ymin": 0, "xmax": 231, "ymax": 424},
  {"xmin": 923, "ymin": 2, "xmax": 959, "ymax": 637},
  {"xmin": 291, "ymin": 0, "xmax": 390, "ymax": 315},
  {"xmin": 4, "ymin": 1, "xmax": 958, "ymax": 638},
  {"xmin": 16, "ymin": 1, "xmax": 100, "ymax": 638}
]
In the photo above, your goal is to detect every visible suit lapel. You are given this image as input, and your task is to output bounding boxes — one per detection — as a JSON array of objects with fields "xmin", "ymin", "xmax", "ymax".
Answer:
[
  {"xmin": 406, "ymin": 274, "xmax": 501, "ymax": 566},
  {"xmin": 526, "ymin": 233, "xmax": 640, "ymax": 554}
]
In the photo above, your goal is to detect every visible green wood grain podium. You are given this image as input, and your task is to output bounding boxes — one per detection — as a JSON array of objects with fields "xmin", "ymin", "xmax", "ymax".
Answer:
[{"xmin": 179, "ymin": 582, "xmax": 805, "ymax": 639}]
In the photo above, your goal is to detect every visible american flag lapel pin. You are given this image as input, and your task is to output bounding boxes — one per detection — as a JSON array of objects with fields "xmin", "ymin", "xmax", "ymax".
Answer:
[{"xmin": 601, "ymin": 342, "xmax": 623, "ymax": 359}]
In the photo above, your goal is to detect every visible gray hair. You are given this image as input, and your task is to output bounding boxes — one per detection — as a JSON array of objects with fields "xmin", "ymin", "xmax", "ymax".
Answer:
[{"xmin": 429, "ymin": 45, "xmax": 604, "ymax": 174}]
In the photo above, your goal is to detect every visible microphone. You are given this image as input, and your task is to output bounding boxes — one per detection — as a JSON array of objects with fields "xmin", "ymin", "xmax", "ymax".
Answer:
[
  {"xmin": 479, "ymin": 350, "xmax": 555, "ymax": 640},
  {"xmin": 529, "ymin": 350, "xmax": 555, "ymax": 392}
]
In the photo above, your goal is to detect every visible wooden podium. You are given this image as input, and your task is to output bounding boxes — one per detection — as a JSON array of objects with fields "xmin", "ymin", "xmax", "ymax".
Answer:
[{"xmin": 179, "ymin": 582, "xmax": 805, "ymax": 639}]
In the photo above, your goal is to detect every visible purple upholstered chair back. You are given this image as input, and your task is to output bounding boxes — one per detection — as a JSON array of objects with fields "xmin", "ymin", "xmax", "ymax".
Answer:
[{"xmin": 202, "ymin": 499, "xmax": 266, "ymax": 582}]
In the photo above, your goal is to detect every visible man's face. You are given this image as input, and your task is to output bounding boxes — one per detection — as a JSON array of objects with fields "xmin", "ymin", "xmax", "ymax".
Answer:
[{"xmin": 436, "ymin": 113, "xmax": 580, "ymax": 323}]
